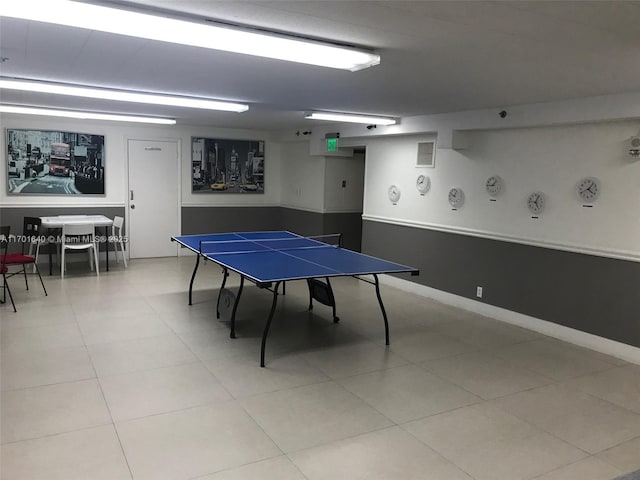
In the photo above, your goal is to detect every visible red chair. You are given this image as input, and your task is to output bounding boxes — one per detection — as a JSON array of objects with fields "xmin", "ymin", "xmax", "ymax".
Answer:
[
  {"xmin": 0, "ymin": 225, "xmax": 47, "ymax": 312},
  {"xmin": 1, "ymin": 226, "xmax": 16, "ymax": 312}
]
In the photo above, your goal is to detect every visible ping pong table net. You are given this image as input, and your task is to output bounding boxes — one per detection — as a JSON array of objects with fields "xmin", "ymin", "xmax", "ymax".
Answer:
[{"xmin": 198, "ymin": 233, "xmax": 343, "ymax": 255}]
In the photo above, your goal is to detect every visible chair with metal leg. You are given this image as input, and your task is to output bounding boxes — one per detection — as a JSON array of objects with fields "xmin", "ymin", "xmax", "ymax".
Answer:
[
  {"xmin": 61, "ymin": 223, "xmax": 99, "ymax": 278},
  {"xmin": 0, "ymin": 225, "xmax": 48, "ymax": 311},
  {"xmin": 0, "ymin": 226, "xmax": 16, "ymax": 312},
  {"xmin": 23, "ymin": 216, "xmax": 55, "ymax": 273},
  {"xmin": 111, "ymin": 216, "xmax": 127, "ymax": 268}
]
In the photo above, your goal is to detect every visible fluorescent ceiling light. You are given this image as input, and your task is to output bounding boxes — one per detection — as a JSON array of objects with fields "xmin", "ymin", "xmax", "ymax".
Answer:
[
  {"xmin": 305, "ymin": 112, "xmax": 398, "ymax": 125},
  {"xmin": 0, "ymin": 105, "xmax": 176, "ymax": 125},
  {"xmin": 0, "ymin": 0, "xmax": 380, "ymax": 71},
  {"xmin": 0, "ymin": 78, "xmax": 249, "ymax": 112}
]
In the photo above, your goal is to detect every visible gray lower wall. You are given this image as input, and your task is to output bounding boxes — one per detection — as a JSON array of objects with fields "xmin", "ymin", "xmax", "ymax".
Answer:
[
  {"xmin": 181, "ymin": 206, "xmax": 283, "ymax": 234},
  {"xmin": 279, "ymin": 208, "xmax": 323, "ymax": 237},
  {"xmin": 322, "ymin": 212, "xmax": 362, "ymax": 252},
  {"xmin": 362, "ymin": 220, "xmax": 640, "ymax": 348},
  {"xmin": 183, "ymin": 207, "xmax": 362, "ymax": 251}
]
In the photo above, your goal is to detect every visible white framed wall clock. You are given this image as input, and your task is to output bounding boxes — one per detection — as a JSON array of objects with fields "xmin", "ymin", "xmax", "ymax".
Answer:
[
  {"xmin": 448, "ymin": 187, "xmax": 465, "ymax": 209},
  {"xmin": 416, "ymin": 174, "xmax": 431, "ymax": 195},
  {"xmin": 388, "ymin": 184, "xmax": 401, "ymax": 204},
  {"xmin": 576, "ymin": 176, "xmax": 601, "ymax": 203},
  {"xmin": 485, "ymin": 175, "xmax": 504, "ymax": 198},
  {"xmin": 527, "ymin": 191, "xmax": 545, "ymax": 215}
]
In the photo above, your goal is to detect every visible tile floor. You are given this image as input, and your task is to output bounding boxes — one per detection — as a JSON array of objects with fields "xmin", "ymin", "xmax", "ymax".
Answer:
[{"xmin": 1, "ymin": 257, "xmax": 639, "ymax": 480}]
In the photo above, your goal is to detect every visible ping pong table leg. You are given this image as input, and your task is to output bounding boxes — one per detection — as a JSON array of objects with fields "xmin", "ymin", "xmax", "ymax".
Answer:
[
  {"xmin": 216, "ymin": 268, "xmax": 229, "ymax": 318},
  {"xmin": 326, "ymin": 277, "xmax": 338, "ymax": 323},
  {"xmin": 260, "ymin": 280, "xmax": 281, "ymax": 367},
  {"xmin": 229, "ymin": 276, "xmax": 244, "ymax": 339},
  {"xmin": 373, "ymin": 274, "xmax": 390, "ymax": 345},
  {"xmin": 188, "ymin": 254, "xmax": 201, "ymax": 305}
]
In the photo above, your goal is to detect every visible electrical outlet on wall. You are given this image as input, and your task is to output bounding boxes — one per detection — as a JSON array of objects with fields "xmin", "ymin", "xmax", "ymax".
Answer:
[{"xmin": 476, "ymin": 286, "xmax": 483, "ymax": 298}]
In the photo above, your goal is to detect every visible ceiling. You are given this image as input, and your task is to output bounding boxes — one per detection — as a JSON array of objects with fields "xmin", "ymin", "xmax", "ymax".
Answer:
[{"xmin": 1, "ymin": 0, "xmax": 640, "ymax": 131}]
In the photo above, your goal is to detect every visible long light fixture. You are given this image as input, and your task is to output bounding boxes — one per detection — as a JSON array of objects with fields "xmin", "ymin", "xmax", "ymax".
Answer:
[
  {"xmin": 0, "ymin": 105, "xmax": 176, "ymax": 125},
  {"xmin": 305, "ymin": 112, "xmax": 398, "ymax": 125},
  {"xmin": 0, "ymin": 78, "xmax": 249, "ymax": 113},
  {"xmin": 0, "ymin": 1, "xmax": 380, "ymax": 71}
]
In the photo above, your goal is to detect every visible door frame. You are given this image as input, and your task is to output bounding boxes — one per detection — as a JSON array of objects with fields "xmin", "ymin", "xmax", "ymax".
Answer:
[{"xmin": 125, "ymin": 136, "xmax": 182, "ymax": 258}]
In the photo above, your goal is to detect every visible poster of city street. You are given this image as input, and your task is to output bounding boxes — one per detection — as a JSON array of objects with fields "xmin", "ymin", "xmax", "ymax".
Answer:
[
  {"xmin": 191, "ymin": 137, "xmax": 264, "ymax": 193},
  {"xmin": 6, "ymin": 128, "xmax": 105, "ymax": 195}
]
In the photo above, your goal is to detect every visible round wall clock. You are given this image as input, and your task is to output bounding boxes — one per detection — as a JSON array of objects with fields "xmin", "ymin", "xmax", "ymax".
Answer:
[
  {"xmin": 485, "ymin": 175, "xmax": 504, "ymax": 197},
  {"xmin": 577, "ymin": 176, "xmax": 600, "ymax": 203},
  {"xmin": 448, "ymin": 187, "xmax": 465, "ymax": 208},
  {"xmin": 527, "ymin": 191, "xmax": 545, "ymax": 214},
  {"xmin": 388, "ymin": 185, "xmax": 401, "ymax": 203},
  {"xmin": 416, "ymin": 174, "xmax": 431, "ymax": 194}
]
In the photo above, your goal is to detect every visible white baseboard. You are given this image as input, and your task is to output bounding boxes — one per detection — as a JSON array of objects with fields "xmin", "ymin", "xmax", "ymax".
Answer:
[{"xmin": 380, "ymin": 275, "xmax": 640, "ymax": 366}]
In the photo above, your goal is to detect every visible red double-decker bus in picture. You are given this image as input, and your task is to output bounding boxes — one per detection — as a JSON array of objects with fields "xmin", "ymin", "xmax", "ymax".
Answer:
[{"xmin": 49, "ymin": 142, "xmax": 72, "ymax": 176}]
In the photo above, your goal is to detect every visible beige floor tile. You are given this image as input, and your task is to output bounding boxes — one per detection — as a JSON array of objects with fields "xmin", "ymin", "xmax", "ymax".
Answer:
[
  {"xmin": 195, "ymin": 456, "xmax": 305, "ymax": 480},
  {"xmin": 116, "ymin": 402, "xmax": 280, "ymax": 480},
  {"xmin": 493, "ymin": 339, "xmax": 620, "ymax": 381},
  {"xmin": 533, "ymin": 457, "xmax": 623, "ymax": 480},
  {"xmin": 403, "ymin": 402, "xmax": 542, "ymax": 458},
  {"xmin": 289, "ymin": 426, "xmax": 473, "ymax": 480},
  {"xmin": 0, "ymin": 303, "xmax": 76, "ymax": 330},
  {"xmin": 494, "ymin": 384, "xmax": 640, "ymax": 453},
  {"xmin": 202, "ymin": 352, "xmax": 329, "ymax": 398},
  {"xmin": 153, "ymin": 304, "xmax": 224, "ymax": 333},
  {"xmin": 421, "ymin": 351, "xmax": 554, "ymax": 399},
  {"xmin": 448, "ymin": 432, "xmax": 586, "ymax": 480},
  {"xmin": 0, "ymin": 425, "xmax": 131, "ymax": 480},
  {"xmin": 1, "ymin": 345, "xmax": 95, "ymax": 390},
  {"xmin": 336, "ymin": 309, "xmax": 417, "ymax": 343},
  {"xmin": 1, "ymin": 379, "xmax": 111, "ymax": 443},
  {"xmin": 240, "ymin": 381, "xmax": 393, "ymax": 453},
  {"xmin": 301, "ymin": 341, "xmax": 408, "ymax": 379},
  {"xmin": 87, "ymin": 333, "xmax": 197, "ymax": 376},
  {"xmin": 389, "ymin": 330, "xmax": 477, "ymax": 363},
  {"xmin": 406, "ymin": 400, "xmax": 586, "ymax": 480},
  {"xmin": 144, "ymin": 290, "xmax": 217, "ymax": 312},
  {"xmin": 432, "ymin": 315, "xmax": 541, "ymax": 349},
  {"xmin": 595, "ymin": 436, "xmax": 640, "ymax": 473},
  {"xmin": 338, "ymin": 364, "xmax": 480, "ymax": 424},
  {"xmin": 72, "ymin": 297, "xmax": 155, "ymax": 320},
  {"xmin": 0, "ymin": 323, "xmax": 84, "ymax": 355},
  {"xmin": 567, "ymin": 364, "xmax": 640, "ymax": 414},
  {"xmin": 3, "ymin": 279, "xmax": 62, "ymax": 303},
  {"xmin": 99, "ymin": 363, "xmax": 231, "ymax": 421},
  {"xmin": 177, "ymin": 327, "xmax": 264, "ymax": 361},
  {"xmin": 78, "ymin": 313, "xmax": 173, "ymax": 345}
]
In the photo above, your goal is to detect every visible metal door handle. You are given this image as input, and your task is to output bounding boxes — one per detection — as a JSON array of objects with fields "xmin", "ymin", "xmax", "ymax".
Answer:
[{"xmin": 130, "ymin": 190, "xmax": 134, "ymax": 201}]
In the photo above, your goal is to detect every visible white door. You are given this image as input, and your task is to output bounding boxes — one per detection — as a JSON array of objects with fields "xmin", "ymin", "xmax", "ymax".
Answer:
[{"xmin": 127, "ymin": 139, "xmax": 179, "ymax": 258}]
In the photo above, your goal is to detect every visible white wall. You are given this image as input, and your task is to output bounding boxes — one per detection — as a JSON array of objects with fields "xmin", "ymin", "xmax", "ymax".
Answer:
[
  {"xmin": 1, "ymin": 114, "xmax": 281, "ymax": 208},
  {"xmin": 279, "ymin": 141, "xmax": 365, "ymax": 214},
  {"xmin": 361, "ymin": 122, "xmax": 639, "ymax": 261},
  {"xmin": 279, "ymin": 141, "xmax": 326, "ymax": 212},
  {"xmin": 323, "ymin": 153, "xmax": 364, "ymax": 213}
]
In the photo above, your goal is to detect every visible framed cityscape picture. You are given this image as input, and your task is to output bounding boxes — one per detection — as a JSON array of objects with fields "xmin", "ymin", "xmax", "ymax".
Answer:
[
  {"xmin": 6, "ymin": 128, "xmax": 105, "ymax": 195},
  {"xmin": 191, "ymin": 137, "xmax": 264, "ymax": 193}
]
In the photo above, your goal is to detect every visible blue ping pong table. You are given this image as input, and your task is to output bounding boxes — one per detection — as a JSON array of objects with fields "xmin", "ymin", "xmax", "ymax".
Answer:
[{"xmin": 171, "ymin": 231, "xmax": 419, "ymax": 366}]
